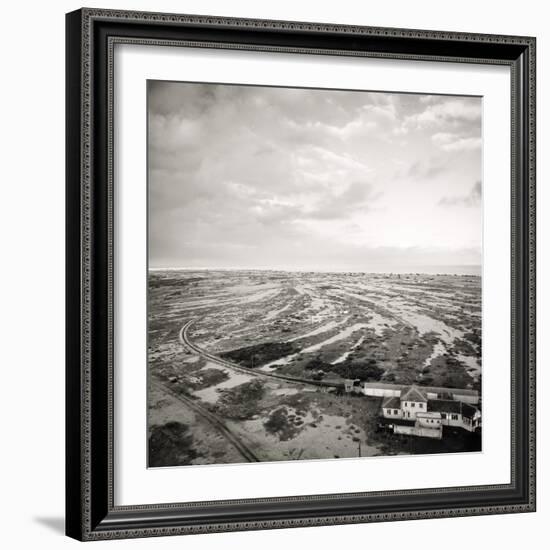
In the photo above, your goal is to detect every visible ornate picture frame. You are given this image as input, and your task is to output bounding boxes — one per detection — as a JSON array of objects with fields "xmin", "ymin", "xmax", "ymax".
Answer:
[{"xmin": 66, "ymin": 8, "xmax": 536, "ymax": 541}]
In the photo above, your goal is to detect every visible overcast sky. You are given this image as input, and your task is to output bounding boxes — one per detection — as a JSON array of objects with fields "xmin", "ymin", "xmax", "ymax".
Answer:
[{"xmin": 148, "ymin": 81, "xmax": 481, "ymax": 272}]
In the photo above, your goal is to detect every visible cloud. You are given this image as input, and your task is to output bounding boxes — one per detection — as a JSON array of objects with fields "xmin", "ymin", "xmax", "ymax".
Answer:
[
  {"xmin": 432, "ymin": 132, "xmax": 482, "ymax": 152},
  {"xmin": 240, "ymin": 180, "xmax": 380, "ymax": 224},
  {"xmin": 439, "ymin": 181, "xmax": 482, "ymax": 207},
  {"xmin": 250, "ymin": 200, "xmax": 304, "ymax": 225},
  {"xmin": 405, "ymin": 98, "xmax": 481, "ymax": 128},
  {"xmin": 404, "ymin": 156, "xmax": 449, "ymax": 180},
  {"xmin": 148, "ymin": 82, "xmax": 482, "ymax": 269},
  {"xmin": 306, "ymin": 181, "xmax": 380, "ymax": 220}
]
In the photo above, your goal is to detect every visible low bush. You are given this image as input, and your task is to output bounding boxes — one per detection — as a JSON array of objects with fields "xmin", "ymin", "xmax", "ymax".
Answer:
[
  {"xmin": 148, "ymin": 422, "xmax": 198, "ymax": 467},
  {"xmin": 215, "ymin": 379, "xmax": 265, "ymax": 420}
]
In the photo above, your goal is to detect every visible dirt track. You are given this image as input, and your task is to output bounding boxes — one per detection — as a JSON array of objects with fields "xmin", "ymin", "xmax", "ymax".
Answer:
[
  {"xmin": 180, "ymin": 319, "xmax": 342, "ymax": 390},
  {"xmin": 150, "ymin": 378, "xmax": 259, "ymax": 463}
]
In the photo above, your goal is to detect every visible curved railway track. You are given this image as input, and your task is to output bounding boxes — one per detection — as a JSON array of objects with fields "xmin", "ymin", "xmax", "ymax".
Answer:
[
  {"xmin": 179, "ymin": 319, "xmax": 343, "ymax": 390},
  {"xmin": 151, "ymin": 378, "xmax": 260, "ymax": 463}
]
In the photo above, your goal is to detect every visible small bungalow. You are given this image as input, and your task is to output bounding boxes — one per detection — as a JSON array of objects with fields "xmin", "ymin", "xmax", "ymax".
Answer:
[
  {"xmin": 359, "ymin": 381, "xmax": 479, "ymax": 405},
  {"xmin": 344, "ymin": 378, "xmax": 363, "ymax": 394},
  {"xmin": 427, "ymin": 399, "xmax": 481, "ymax": 431}
]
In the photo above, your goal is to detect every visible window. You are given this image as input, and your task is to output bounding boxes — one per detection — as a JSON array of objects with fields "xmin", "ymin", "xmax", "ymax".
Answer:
[
  {"xmin": 441, "ymin": 413, "xmax": 446, "ymax": 419},
  {"xmin": 418, "ymin": 403, "xmax": 424, "ymax": 409},
  {"xmin": 451, "ymin": 414, "xmax": 459, "ymax": 420},
  {"xmin": 411, "ymin": 403, "xmax": 415, "ymax": 408},
  {"xmin": 394, "ymin": 410, "xmax": 399, "ymax": 415}
]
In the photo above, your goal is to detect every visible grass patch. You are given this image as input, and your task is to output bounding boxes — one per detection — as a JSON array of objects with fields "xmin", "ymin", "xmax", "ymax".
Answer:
[
  {"xmin": 191, "ymin": 368, "xmax": 228, "ymax": 390},
  {"xmin": 214, "ymin": 379, "xmax": 265, "ymax": 420},
  {"xmin": 220, "ymin": 342, "xmax": 298, "ymax": 368},
  {"xmin": 264, "ymin": 407, "xmax": 303, "ymax": 441},
  {"xmin": 148, "ymin": 421, "xmax": 199, "ymax": 467},
  {"xmin": 304, "ymin": 355, "xmax": 384, "ymax": 382}
]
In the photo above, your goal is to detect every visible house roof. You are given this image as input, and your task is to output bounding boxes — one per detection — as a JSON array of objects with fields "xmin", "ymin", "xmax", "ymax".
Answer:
[
  {"xmin": 416, "ymin": 412, "xmax": 442, "ymax": 419},
  {"xmin": 400, "ymin": 385, "xmax": 428, "ymax": 403},
  {"xmin": 382, "ymin": 396, "xmax": 401, "ymax": 409},
  {"xmin": 425, "ymin": 386, "xmax": 478, "ymax": 398},
  {"xmin": 461, "ymin": 403, "xmax": 479, "ymax": 419},
  {"xmin": 427, "ymin": 400, "xmax": 462, "ymax": 414},
  {"xmin": 427, "ymin": 400, "xmax": 480, "ymax": 418},
  {"xmin": 362, "ymin": 382, "xmax": 479, "ymax": 398}
]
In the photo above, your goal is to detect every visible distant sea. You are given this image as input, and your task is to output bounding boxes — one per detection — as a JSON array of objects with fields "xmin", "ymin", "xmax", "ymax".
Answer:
[
  {"xmin": 150, "ymin": 265, "xmax": 482, "ymax": 276},
  {"xmin": 361, "ymin": 265, "xmax": 482, "ymax": 276}
]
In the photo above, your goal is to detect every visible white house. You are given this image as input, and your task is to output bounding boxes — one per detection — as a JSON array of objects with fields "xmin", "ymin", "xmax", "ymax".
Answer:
[
  {"xmin": 381, "ymin": 385, "xmax": 429, "ymax": 421},
  {"xmin": 400, "ymin": 385, "xmax": 429, "ymax": 420},
  {"xmin": 381, "ymin": 384, "xmax": 481, "ymax": 434}
]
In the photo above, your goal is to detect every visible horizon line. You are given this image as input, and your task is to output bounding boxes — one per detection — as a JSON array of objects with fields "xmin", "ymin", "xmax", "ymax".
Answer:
[{"xmin": 148, "ymin": 265, "xmax": 482, "ymax": 275}]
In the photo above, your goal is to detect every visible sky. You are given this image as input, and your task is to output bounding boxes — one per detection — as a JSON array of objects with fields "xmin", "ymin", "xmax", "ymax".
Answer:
[{"xmin": 148, "ymin": 81, "xmax": 482, "ymax": 272}]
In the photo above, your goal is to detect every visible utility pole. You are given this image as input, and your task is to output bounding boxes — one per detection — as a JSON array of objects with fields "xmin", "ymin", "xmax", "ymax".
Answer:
[{"xmin": 358, "ymin": 440, "xmax": 361, "ymax": 457}]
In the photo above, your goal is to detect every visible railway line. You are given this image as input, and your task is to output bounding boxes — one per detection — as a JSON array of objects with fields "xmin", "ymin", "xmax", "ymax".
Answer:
[
  {"xmin": 179, "ymin": 319, "xmax": 343, "ymax": 391},
  {"xmin": 150, "ymin": 378, "xmax": 260, "ymax": 463}
]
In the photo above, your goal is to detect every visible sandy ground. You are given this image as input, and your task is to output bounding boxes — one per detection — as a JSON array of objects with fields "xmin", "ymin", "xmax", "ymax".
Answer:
[
  {"xmin": 148, "ymin": 382, "xmax": 245, "ymax": 466},
  {"xmin": 147, "ymin": 270, "xmax": 481, "ymax": 466}
]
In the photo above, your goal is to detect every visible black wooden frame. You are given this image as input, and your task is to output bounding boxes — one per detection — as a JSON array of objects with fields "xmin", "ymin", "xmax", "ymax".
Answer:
[{"xmin": 66, "ymin": 8, "xmax": 536, "ymax": 541}]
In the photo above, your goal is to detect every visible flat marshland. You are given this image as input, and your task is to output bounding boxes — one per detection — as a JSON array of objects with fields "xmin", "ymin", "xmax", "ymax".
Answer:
[{"xmin": 148, "ymin": 270, "xmax": 482, "ymax": 466}]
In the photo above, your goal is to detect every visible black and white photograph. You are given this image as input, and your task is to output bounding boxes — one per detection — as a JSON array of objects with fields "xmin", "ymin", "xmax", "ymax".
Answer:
[
  {"xmin": 0, "ymin": 0, "xmax": 542, "ymax": 546},
  {"xmin": 147, "ymin": 81, "xmax": 483, "ymax": 467}
]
